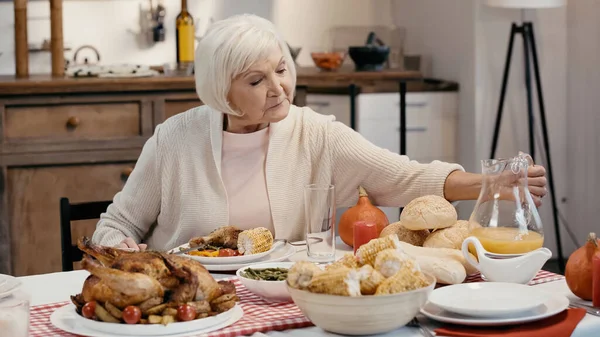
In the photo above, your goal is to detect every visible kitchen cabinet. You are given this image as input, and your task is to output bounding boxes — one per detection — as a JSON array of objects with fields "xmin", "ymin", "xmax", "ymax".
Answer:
[{"xmin": 308, "ymin": 91, "xmax": 459, "ymax": 222}]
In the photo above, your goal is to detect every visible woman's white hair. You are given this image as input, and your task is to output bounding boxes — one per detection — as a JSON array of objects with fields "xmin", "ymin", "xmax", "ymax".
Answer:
[{"xmin": 194, "ymin": 14, "xmax": 297, "ymax": 116}]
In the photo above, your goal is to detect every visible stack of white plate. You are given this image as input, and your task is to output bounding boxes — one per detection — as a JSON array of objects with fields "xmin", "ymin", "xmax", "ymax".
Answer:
[
  {"xmin": 421, "ymin": 282, "xmax": 570, "ymax": 326},
  {"xmin": 0, "ymin": 274, "xmax": 22, "ymax": 300}
]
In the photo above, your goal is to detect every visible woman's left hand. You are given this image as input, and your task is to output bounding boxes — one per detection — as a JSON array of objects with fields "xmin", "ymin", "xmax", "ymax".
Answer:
[{"xmin": 528, "ymin": 165, "xmax": 548, "ymax": 207}]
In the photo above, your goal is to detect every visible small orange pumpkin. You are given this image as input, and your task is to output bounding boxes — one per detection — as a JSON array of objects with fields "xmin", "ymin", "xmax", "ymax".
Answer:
[
  {"xmin": 565, "ymin": 232, "xmax": 600, "ymax": 300},
  {"xmin": 338, "ymin": 186, "xmax": 389, "ymax": 247}
]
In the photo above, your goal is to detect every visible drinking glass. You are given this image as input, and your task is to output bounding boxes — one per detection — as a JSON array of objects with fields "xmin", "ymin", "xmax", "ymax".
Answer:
[
  {"xmin": 0, "ymin": 290, "xmax": 30, "ymax": 337},
  {"xmin": 304, "ymin": 184, "xmax": 336, "ymax": 263}
]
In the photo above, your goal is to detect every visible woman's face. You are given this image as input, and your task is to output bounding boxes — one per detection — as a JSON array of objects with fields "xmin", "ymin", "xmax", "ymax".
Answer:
[{"xmin": 227, "ymin": 45, "xmax": 294, "ymax": 132}]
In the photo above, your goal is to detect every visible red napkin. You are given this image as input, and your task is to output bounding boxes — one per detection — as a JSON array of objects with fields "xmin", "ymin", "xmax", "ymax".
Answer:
[{"xmin": 434, "ymin": 308, "xmax": 586, "ymax": 337}]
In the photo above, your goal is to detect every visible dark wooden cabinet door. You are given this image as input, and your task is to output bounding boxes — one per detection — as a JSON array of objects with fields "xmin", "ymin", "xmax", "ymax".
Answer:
[{"xmin": 7, "ymin": 162, "xmax": 135, "ymax": 276}]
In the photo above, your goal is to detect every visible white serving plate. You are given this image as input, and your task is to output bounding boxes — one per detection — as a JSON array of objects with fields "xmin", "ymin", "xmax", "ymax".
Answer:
[
  {"xmin": 50, "ymin": 303, "xmax": 243, "ymax": 337},
  {"xmin": 421, "ymin": 291, "xmax": 569, "ymax": 327},
  {"xmin": 0, "ymin": 274, "xmax": 22, "ymax": 300},
  {"xmin": 203, "ymin": 243, "xmax": 296, "ymax": 272},
  {"xmin": 170, "ymin": 240, "xmax": 287, "ymax": 265},
  {"xmin": 427, "ymin": 282, "xmax": 547, "ymax": 318}
]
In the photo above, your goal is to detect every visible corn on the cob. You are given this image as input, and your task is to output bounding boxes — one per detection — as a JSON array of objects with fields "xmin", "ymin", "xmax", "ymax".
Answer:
[
  {"xmin": 373, "ymin": 248, "xmax": 420, "ymax": 278},
  {"xmin": 357, "ymin": 264, "xmax": 385, "ymax": 295},
  {"xmin": 307, "ymin": 266, "xmax": 362, "ymax": 297},
  {"xmin": 237, "ymin": 227, "xmax": 274, "ymax": 255},
  {"xmin": 325, "ymin": 253, "xmax": 359, "ymax": 271},
  {"xmin": 355, "ymin": 234, "xmax": 402, "ymax": 266},
  {"xmin": 287, "ymin": 261, "xmax": 323, "ymax": 289},
  {"xmin": 374, "ymin": 269, "xmax": 429, "ymax": 295}
]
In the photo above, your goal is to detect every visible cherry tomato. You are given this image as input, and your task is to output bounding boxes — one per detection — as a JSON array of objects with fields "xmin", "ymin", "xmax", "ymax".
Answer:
[
  {"xmin": 177, "ymin": 304, "xmax": 196, "ymax": 322},
  {"xmin": 82, "ymin": 301, "xmax": 96, "ymax": 319},
  {"xmin": 122, "ymin": 306, "xmax": 142, "ymax": 324},
  {"xmin": 218, "ymin": 249, "xmax": 237, "ymax": 257}
]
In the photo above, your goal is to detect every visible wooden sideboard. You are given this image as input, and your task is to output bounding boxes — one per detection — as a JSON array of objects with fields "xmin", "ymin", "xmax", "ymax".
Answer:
[{"xmin": 0, "ymin": 67, "xmax": 450, "ymax": 276}]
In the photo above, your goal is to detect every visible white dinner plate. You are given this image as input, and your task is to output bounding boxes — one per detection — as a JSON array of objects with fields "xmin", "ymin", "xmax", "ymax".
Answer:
[
  {"xmin": 50, "ymin": 303, "xmax": 243, "ymax": 337},
  {"xmin": 203, "ymin": 243, "xmax": 296, "ymax": 272},
  {"xmin": 421, "ymin": 291, "xmax": 569, "ymax": 326},
  {"xmin": 0, "ymin": 274, "xmax": 22, "ymax": 300},
  {"xmin": 170, "ymin": 240, "xmax": 288, "ymax": 265},
  {"xmin": 427, "ymin": 282, "xmax": 548, "ymax": 318}
]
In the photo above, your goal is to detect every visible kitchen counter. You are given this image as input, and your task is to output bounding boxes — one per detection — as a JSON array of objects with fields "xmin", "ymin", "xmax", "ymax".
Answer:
[{"xmin": 0, "ymin": 67, "xmax": 457, "ymax": 97}]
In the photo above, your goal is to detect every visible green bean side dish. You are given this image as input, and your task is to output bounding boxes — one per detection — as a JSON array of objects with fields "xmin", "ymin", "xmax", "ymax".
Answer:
[{"xmin": 241, "ymin": 267, "xmax": 289, "ymax": 281}]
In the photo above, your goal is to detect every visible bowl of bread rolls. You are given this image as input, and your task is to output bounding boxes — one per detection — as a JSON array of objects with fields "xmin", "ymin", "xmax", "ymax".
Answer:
[{"xmin": 285, "ymin": 235, "xmax": 436, "ymax": 335}]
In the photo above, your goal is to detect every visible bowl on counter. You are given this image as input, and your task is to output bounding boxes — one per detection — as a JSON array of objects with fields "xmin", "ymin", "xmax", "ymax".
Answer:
[
  {"xmin": 310, "ymin": 51, "xmax": 346, "ymax": 71},
  {"xmin": 287, "ymin": 272, "xmax": 436, "ymax": 336},
  {"xmin": 348, "ymin": 45, "xmax": 390, "ymax": 71},
  {"xmin": 236, "ymin": 262, "xmax": 294, "ymax": 303}
]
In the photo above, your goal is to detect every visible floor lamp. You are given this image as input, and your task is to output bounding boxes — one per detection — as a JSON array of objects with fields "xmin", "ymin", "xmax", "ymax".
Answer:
[{"xmin": 485, "ymin": 0, "xmax": 566, "ymax": 272}]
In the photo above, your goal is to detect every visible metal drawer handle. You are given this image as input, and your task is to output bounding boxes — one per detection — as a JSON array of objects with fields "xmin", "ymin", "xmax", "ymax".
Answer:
[
  {"xmin": 66, "ymin": 116, "xmax": 80, "ymax": 129},
  {"xmin": 397, "ymin": 102, "xmax": 427, "ymax": 108},
  {"xmin": 397, "ymin": 126, "xmax": 427, "ymax": 132},
  {"xmin": 307, "ymin": 101, "xmax": 331, "ymax": 107},
  {"xmin": 121, "ymin": 167, "xmax": 134, "ymax": 181}
]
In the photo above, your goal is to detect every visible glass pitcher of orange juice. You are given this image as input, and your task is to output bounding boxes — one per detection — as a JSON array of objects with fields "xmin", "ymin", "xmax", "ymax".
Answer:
[{"xmin": 468, "ymin": 152, "xmax": 544, "ymax": 255}]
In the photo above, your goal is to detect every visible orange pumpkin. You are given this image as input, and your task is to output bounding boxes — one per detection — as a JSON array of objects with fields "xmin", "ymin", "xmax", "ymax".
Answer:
[
  {"xmin": 338, "ymin": 186, "xmax": 389, "ymax": 247},
  {"xmin": 565, "ymin": 232, "xmax": 600, "ymax": 300}
]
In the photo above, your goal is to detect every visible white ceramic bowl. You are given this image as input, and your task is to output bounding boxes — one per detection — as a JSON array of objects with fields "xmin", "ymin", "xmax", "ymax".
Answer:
[
  {"xmin": 287, "ymin": 273, "xmax": 436, "ymax": 336},
  {"xmin": 236, "ymin": 262, "xmax": 294, "ymax": 303}
]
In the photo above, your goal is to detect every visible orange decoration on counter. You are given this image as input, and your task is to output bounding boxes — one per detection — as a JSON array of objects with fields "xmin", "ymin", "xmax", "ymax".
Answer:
[
  {"xmin": 338, "ymin": 186, "xmax": 389, "ymax": 247},
  {"xmin": 565, "ymin": 232, "xmax": 600, "ymax": 301}
]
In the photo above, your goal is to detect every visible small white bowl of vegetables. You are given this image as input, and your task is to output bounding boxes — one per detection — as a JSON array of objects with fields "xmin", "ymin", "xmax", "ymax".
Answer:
[{"xmin": 236, "ymin": 262, "xmax": 294, "ymax": 303}]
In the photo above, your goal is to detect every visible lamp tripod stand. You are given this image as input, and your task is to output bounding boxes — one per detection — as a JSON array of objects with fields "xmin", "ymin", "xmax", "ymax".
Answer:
[{"xmin": 489, "ymin": 22, "xmax": 565, "ymax": 273}]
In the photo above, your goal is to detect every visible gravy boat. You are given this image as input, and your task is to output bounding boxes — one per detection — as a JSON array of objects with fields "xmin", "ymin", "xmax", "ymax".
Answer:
[{"xmin": 461, "ymin": 236, "xmax": 552, "ymax": 284}]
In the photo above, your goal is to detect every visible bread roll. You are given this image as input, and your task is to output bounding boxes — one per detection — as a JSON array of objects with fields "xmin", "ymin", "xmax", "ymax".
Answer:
[
  {"xmin": 414, "ymin": 255, "xmax": 466, "ymax": 284},
  {"xmin": 423, "ymin": 220, "xmax": 470, "ymax": 250},
  {"xmin": 398, "ymin": 241, "xmax": 479, "ymax": 275},
  {"xmin": 379, "ymin": 221, "xmax": 429, "ymax": 246},
  {"xmin": 400, "ymin": 195, "xmax": 457, "ymax": 231}
]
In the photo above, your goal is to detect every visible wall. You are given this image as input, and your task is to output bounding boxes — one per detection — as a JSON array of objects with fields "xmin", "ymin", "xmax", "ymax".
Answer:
[
  {"xmin": 390, "ymin": 0, "xmax": 571, "ymax": 257},
  {"xmin": 0, "ymin": 0, "xmax": 391, "ymax": 75}
]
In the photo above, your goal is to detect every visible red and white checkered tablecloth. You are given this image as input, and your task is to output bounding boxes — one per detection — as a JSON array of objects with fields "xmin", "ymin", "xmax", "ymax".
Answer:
[
  {"xmin": 29, "ymin": 277, "xmax": 313, "ymax": 337},
  {"xmin": 29, "ymin": 270, "xmax": 564, "ymax": 337}
]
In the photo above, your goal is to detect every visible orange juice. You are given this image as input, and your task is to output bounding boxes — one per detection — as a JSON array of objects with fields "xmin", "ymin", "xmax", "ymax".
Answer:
[{"xmin": 470, "ymin": 227, "xmax": 544, "ymax": 255}]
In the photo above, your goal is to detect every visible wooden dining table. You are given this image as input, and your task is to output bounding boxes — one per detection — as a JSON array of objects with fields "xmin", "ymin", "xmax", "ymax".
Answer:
[{"xmin": 16, "ymin": 241, "xmax": 600, "ymax": 337}]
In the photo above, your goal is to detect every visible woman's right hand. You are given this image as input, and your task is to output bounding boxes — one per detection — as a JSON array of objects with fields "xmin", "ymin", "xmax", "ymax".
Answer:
[{"xmin": 117, "ymin": 237, "xmax": 147, "ymax": 251}]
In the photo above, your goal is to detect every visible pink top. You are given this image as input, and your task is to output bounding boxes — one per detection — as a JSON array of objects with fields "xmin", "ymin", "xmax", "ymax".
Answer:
[{"xmin": 221, "ymin": 127, "xmax": 275, "ymax": 235}]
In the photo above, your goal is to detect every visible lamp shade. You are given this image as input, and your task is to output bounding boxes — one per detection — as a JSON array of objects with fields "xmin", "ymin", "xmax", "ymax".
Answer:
[{"xmin": 485, "ymin": 0, "xmax": 566, "ymax": 8}]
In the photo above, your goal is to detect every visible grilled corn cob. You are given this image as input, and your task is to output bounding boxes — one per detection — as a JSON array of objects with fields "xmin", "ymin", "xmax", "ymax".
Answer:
[
  {"xmin": 373, "ymin": 248, "xmax": 420, "ymax": 278},
  {"xmin": 308, "ymin": 266, "xmax": 362, "ymax": 297},
  {"xmin": 357, "ymin": 264, "xmax": 385, "ymax": 295},
  {"xmin": 287, "ymin": 261, "xmax": 323, "ymax": 289},
  {"xmin": 356, "ymin": 234, "xmax": 402, "ymax": 266},
  {"xmin": 237, "ymin": 227, "xmax": 274, "ymax": 255},
  {"xmin": 375, "ymin": 269, "xmax": 429, "ymax": 295},
  {"xmin": 325, "ymin": 253, "xmax": 359, "ymax": 271}
]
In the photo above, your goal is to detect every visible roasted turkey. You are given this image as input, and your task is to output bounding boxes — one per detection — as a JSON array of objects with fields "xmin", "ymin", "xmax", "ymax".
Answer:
[{"xmin": 74, "ymin": 237, "xmax": 237, "ymax": 311}]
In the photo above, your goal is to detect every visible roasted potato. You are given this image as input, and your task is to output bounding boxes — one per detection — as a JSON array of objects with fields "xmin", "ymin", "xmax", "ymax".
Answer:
[
  {"xmin": 188, "ymin": 300, "xmax": 211, "ymax": 314},
  {"xmin": 94, "ymin": 303, "xmax": 120, "ymax": 323},
  {"xmin": 161, "ymin": 315, "xmax": 176, "ymax": 325},
  {"xmin": 148, "ymin": 315, "xmax": 163, "ymax": 324},
  {"xmin": 104, "ymin": 302, "xmax": 123, "ymax": 320},
  {"xmin": 162, "ymin": 308, "xmax": 178, "ymax": 316},
  {"xmin": 211, "ymin": 298, "xmax": 237, "ymax": 313},
  {"xmin": 145, "ymin": 304, "xmax": 168, "ymax": 316},
  {"xmin": 139, "ymin": 297, "xmax": 164, "ymax": 314}
]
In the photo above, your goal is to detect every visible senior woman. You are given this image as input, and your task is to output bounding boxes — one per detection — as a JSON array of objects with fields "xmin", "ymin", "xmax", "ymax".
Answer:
[{"xmin": 92, "ymin": 14, "xmax": 548, "ymax": 251}]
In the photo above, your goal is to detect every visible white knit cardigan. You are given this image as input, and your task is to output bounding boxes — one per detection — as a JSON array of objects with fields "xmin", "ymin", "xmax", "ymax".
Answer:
[{"xmin": 92, "ymin": 105, "xmax": 464, "ymax": 250}]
